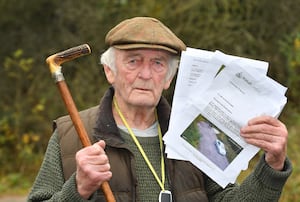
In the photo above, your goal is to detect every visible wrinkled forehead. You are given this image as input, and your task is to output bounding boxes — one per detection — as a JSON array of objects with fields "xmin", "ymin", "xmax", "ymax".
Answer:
[{"xmin": 115, "ymin": 48, "xmax": 172, "ymax": 61}]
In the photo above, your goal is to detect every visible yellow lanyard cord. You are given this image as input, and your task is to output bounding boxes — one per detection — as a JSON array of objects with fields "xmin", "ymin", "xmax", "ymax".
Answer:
[{"xmin": 113, "ymin": 97, "xmax": 165, "ymax": 191}]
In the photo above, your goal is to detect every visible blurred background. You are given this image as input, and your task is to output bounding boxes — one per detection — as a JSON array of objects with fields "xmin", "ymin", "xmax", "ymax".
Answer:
[{"xmin": 0, "ymin": 0, "xmax": 299, "ymax": 201}]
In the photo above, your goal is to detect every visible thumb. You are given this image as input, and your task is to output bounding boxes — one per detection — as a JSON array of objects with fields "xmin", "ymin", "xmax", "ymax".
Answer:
[{"xmin": 96, "ymin": 140, "xmax": 106, "ymax": 150}]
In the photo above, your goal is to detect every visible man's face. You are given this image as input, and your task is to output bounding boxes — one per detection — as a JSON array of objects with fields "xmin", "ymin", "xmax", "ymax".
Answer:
[{"xmin": 104, "ymin": 48, "xmax": 173, "ymax": 109}]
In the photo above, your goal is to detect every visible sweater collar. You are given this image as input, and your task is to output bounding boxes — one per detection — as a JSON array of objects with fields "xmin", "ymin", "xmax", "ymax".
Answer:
[{"xmin": 93, "ymin": 86, "xmax": 171, "ymax": 146}]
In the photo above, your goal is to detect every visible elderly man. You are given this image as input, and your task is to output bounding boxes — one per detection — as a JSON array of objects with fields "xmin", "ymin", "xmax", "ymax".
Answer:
[{"xmin": 28, "ymin": 17, "xmax": 292, "ymax": 202}]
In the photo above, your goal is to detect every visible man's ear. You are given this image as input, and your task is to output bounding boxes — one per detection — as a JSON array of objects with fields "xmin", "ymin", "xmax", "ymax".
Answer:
[
  {"xmin": 103, "ymin": 65, "xmax": 116, "ymax": 84},
  {"xmin": 163, "ymin": 77, "xmax": 173, "ymax": 90}
]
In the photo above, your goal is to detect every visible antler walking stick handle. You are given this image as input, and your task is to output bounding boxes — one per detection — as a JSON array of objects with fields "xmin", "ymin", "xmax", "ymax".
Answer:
[{"xmin": 46, "ymin": 44, "xmax": 115, "ymax": 202}]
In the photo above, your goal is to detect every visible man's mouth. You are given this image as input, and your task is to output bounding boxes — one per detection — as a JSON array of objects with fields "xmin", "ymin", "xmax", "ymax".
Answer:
[{"xmin": 134, "ymin": 87, "xmax": 151, "ymax": 92}]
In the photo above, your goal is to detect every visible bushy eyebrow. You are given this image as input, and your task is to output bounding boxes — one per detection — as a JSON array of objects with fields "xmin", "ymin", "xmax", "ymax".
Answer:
[{"xmin": 122, "ymin": 50, "xmax": 169, "ymax": 62}]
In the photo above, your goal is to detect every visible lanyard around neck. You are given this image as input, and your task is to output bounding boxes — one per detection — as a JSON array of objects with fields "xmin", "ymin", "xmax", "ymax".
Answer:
[{"xmin": 113, "ymin": 97, "xmax": 165, "ymax": 191}]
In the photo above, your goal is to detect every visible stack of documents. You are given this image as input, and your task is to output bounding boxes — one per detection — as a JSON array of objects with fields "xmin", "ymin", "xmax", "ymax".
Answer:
[{"xmin": 163, "ymin": 47, "xmax": 287, "ymax": 188}]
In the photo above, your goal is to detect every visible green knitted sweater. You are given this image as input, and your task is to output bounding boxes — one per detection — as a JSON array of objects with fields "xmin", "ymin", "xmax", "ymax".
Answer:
[{"xmin": 119, "ymin": 129, "xmax": 170, "ymax": 201}]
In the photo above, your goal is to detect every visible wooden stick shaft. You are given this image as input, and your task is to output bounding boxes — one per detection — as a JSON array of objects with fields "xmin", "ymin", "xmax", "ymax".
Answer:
[{"xmin": 56, "ymin": 81, "xmax": 115, "ymax": 202}]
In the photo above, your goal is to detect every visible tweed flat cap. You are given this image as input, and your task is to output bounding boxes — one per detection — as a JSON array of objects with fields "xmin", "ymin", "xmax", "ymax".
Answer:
[{"xmin": 105, "ymin": 17, "xmax": 186, "ymax": 54}]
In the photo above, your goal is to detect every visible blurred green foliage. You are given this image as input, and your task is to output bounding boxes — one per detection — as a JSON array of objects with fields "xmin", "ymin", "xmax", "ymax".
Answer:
[
  {"xmin": 0, "ymin": 0, "xmax": 299, "ymax": 200},
  {"xmin": 280, "ymin": 33, "xmax": 300, "ymax": 113}
]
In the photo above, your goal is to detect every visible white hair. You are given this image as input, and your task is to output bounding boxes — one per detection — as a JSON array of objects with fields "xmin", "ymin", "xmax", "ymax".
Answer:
[{"xmin": 100, "ymin": 47, "xmax": 179, "ymax": 81}]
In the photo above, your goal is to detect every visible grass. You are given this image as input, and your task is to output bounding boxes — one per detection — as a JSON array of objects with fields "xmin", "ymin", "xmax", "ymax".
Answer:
[
  {"xmin": 0, "ymin": 173, "xmax": 33, "ymax": 196},
  {"xmin": 0, "ymin": 155, "xmax": 42, "ymax": 197}
]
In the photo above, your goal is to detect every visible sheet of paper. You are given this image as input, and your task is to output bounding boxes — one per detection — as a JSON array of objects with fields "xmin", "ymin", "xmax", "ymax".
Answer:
[
  {"xmin": 167, "ymin": 51, "xmax": 221, "ymax": 137},
  {"xmin": 168, "ymin": 48, "xmax": 270, "ymax": 136},
  {"xmin": 164, "ymin": 48, "xmax": 287, "ymax": 188}
]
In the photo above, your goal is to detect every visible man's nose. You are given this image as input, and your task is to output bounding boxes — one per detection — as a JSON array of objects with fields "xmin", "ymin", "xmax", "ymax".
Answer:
[{"xmin": 138, "ymin": 63, "xmax": 152, "ymax": 79}]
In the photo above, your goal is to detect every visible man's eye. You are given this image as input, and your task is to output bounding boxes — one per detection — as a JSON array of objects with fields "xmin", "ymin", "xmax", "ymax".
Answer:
[
  {"xmin": 154, "ymin": 60, "xmax": 162, "ymax": 65},
  {"xmin": 129, "ymin": 59, "xmax": 137, "ymax": 64},
  {"xmin": 152, "ymin": 60, "xmax": 166, "ymax": 72},
  {"xmin": 126, "ymin": 58, "xmax": 140, "ymax": 70}
]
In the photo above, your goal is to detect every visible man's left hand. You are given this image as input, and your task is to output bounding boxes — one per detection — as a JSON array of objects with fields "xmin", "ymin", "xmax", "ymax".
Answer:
[{"xmin": 240, "ymin": 115, "xmax": 288, "ymax": 171}]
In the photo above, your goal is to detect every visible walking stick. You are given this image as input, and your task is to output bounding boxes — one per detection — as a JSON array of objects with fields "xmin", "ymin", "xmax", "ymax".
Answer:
[{"xmin": 46, "ymin": 44, "xmax": 115, "ymax": 202}]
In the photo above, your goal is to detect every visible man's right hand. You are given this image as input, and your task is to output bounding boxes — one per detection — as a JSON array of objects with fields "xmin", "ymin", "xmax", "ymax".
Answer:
[{"xmin": 75, "ymin": 140, "xmax": 112, "ymax": 199}]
